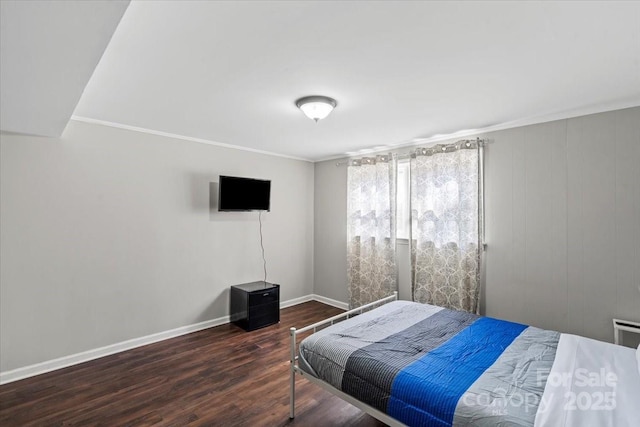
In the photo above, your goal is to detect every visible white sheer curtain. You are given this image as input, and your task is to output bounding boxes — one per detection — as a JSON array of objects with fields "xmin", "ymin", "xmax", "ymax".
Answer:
[
  {"xmin": 410, "ymin": 141, "xmax": 482, "ymax": 313},
  {"xmin": 347, "ymin": 154, "xmax": 397, "ymax": 309}
]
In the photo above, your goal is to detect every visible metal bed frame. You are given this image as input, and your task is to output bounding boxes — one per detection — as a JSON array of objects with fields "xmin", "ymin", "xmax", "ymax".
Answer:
[{"xmin": 288, "ymin": 291, "xmax": 404, "ymax": 426}]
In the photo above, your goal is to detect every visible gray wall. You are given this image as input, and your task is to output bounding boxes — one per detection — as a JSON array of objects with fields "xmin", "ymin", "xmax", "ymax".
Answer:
[
  {"xmin": 313, "ymin": 159, "xmax": 348, "ymax": 302},
  {"xmin": 2, "ymin": 107, "xmax": 639, "ymax": 373},
  {"xmin": 484, "ymin": 107, "xmax": 640, "ymax": 343},
  {"xmin": 313, "ymin": 107, "xmax": 640, "ymax": 344},
  {"xmin": 0, "ymin": 120, "xmax": 314, "ymax": 372}
]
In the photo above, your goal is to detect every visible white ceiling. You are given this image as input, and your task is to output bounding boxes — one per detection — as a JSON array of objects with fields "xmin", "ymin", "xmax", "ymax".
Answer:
[
  {"xmin": 3, "ymin": 1, "xmax": 640, "ymax": 161},
  {"xmin": 0, "ymin": 0, "xmax": 129, "ymax": 137}
]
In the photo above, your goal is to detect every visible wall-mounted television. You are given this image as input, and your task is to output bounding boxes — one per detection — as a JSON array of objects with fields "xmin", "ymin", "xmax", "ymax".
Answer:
[{"xmin": 218, "ymin": 175, "xmax": 271, "ymax": 211}]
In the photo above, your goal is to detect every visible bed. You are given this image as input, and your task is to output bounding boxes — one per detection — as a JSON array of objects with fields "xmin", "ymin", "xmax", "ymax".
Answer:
[{"xmin": 288, "ymin": 294, "xmax": 640, "ymax": 426}]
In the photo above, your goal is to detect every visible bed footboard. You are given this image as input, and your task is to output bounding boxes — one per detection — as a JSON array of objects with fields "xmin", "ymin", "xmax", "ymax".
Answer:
[{"xmin": 288, "ymin": 292, "xmax": 398, "ymax": 421}]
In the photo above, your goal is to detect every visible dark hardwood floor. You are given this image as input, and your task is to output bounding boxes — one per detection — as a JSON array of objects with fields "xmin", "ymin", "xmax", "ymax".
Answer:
[{"xmin": 0, "ymin": 301, "xmax": 386, "ymax": 426}]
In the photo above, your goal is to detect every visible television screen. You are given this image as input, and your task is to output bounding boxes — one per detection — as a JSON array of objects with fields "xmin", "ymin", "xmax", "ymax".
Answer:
[{"xmin": 218, "ymin": 175, "xmax": 271, "ymax": 211}]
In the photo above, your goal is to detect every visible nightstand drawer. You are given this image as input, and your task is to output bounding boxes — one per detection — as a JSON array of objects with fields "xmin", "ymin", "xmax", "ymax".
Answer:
[{"xmin": 248, "ymin": 288, "xmax": 279, "ymax": 306}]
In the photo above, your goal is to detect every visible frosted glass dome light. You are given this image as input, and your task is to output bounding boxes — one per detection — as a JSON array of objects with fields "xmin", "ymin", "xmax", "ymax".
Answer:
[{"xmin": 296, "ymin": 96, "xmax": 337, "ymax": 122}]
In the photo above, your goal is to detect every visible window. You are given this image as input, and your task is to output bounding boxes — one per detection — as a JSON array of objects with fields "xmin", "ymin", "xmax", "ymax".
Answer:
[{"xmin": 396, "ymin": 160, "xmax": 410, "ymax": 240}]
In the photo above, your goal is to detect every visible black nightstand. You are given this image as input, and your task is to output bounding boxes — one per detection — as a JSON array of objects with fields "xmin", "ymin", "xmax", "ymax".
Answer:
[{"xmin": 230, "ymin": 281, "xmax": 280, "ymax": 331}]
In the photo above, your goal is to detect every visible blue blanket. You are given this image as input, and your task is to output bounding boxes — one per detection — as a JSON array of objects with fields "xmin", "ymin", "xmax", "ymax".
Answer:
[
  {"xmin": 299, "ymin": 301, "xmax": 560, "ymax": 427},
  {"xmin": 387, "ymin": 317, "xmax": 527, "ymax": 426}
]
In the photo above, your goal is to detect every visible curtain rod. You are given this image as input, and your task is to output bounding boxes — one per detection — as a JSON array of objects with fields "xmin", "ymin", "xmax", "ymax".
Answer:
[{"xmin": 335, "ymin": 137, "xmax": 485, "ymax": 166}]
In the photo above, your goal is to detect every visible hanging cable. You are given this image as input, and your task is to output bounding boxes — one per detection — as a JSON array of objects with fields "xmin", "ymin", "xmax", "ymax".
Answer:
[{"xmin": 259, "ymin": 210, "xmax": 267, "ymax": 284}]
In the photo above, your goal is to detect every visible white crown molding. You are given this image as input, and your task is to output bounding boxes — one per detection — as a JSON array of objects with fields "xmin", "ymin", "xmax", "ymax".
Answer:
[
  {"xmin": 0, "ymin": 294, "xmax": 348, "ymax": 385},
  {"xmin": 314, "ymin": 100, "xmax": 640, "ymax": 163},
  {"xmin": 69, "ymin": 115, "xmax": 313, "ymax": 163},
  {"xmin": 73, "ymin": 101, "xmax": 640, "ymax": 165}
]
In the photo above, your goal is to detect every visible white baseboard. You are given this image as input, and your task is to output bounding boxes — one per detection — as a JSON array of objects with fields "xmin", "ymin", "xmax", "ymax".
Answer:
[
  {"xmin": 311, "ymin": 294, "xmax": 349, "ymax": 310},
  {"xmin": 0, "ymin": 314, "xmax": 230, "ymax": 385},
  {"xmin": 0, "ymin": 294, "xmax": 348, "ymax": 385},
  {"xmin": 280, "ymin": 294, "xmax": 313, "ymax": 309}
]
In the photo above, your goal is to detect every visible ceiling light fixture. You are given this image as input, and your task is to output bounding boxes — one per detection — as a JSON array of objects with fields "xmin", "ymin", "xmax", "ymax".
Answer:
[{"xmin": 295, "ymin": 95, "xmax": 337, "ymax": 122}]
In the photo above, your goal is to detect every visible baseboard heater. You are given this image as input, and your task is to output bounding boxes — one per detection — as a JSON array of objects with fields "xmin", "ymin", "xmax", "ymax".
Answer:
[{"xmin": 613, "ymin": 318, "xmax": 640, "ymax": 345}]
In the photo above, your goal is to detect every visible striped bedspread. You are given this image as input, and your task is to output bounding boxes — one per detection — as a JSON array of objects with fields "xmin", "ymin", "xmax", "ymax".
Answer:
[{"xmin": 298, "ymin": 301, "xmax": 640, "ymax": 427}]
